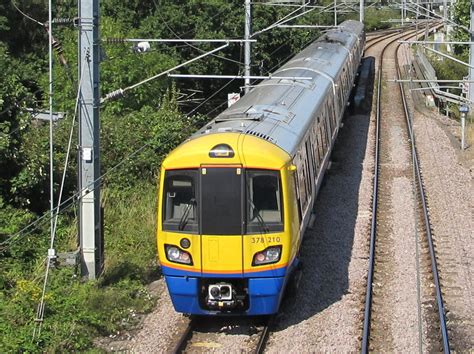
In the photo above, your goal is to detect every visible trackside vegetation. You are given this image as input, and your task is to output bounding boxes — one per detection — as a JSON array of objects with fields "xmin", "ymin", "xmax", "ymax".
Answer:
[{"xmin": 0, "ymin": 0, "xmax": 424, "ymax": 350}]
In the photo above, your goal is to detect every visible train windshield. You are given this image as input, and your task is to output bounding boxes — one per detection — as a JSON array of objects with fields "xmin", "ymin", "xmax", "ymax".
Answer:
[
  {"xmin": 246, "ymin": 170, "xmax": 283, "ymax": 233},
  {"xmin": 162, "ymin": 168, "xmax": 283, "ymax": 235},
  {"xmin": 162, "ymin": 169, "xmax": 199, "ymax": 233}
]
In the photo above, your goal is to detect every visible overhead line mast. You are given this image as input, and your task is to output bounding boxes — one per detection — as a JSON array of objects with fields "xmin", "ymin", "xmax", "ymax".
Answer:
[
  {"xmin": 244, "ymin": 0, "xmax": 252, "ymax": 94},
  {"xmin": 78, "ymin": 0, "xmax": 102, "ymax": 279}
]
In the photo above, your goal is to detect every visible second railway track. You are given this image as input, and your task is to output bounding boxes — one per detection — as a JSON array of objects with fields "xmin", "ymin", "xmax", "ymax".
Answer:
[{"xmin": 362, "ymin": 24, "xmax": 449, "ymax": 352}]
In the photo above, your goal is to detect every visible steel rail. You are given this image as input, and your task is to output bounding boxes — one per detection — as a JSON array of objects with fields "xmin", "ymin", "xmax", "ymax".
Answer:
[
  {"xmin": 171, "ymin": 318, "xmax": 195, "ymax": 354},
  {"xmin": 362, "ymin": 23, "xmax": 449, "ymax": 353},
  {"xmin": 361, "ymin": 26, "xmax": 430, "ymax": 353},
  {"xmin": 364, "ymin": 29, "xmax": 413, "ymax": 51},
  {"xmin": 395, "ymin": 45, "xmax": 450, "ymax": 354},
  {"xmin": 361, "ymin": 32, "xmax": 384, "ymax": 354},
  {"xmin": 255, "ymin": 316, "xmax": 274, "ymax": 354}
]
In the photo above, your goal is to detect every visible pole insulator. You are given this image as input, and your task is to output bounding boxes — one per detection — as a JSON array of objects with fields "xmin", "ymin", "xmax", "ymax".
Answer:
[
  {"xmin": 104, "ymin": 38, "xmax": 126, "ymax": 44},
  {"xmin": 101, "ymin": 89, "xmax": 125, "ymax": 103}
]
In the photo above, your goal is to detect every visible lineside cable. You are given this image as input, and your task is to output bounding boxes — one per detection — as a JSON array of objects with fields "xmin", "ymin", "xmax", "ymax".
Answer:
[{"xmin": 32, "ymin": 52, "xmax": 89, "ymax": 340}]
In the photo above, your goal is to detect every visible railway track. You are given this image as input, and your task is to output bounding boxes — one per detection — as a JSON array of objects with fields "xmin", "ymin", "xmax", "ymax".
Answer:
[
  {"xmin": 362, "ymin": 25, "xmax": 449, "ymax": 352},
  {"xmin": 171, "ymin": 316, "xmax": 273, "ymax": 353}
]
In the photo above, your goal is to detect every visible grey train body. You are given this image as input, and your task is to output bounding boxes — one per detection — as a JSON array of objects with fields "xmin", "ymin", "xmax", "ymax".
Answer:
[{"xmin": 192, "ymin": 20, "xmax": 365, "ymax": 225}]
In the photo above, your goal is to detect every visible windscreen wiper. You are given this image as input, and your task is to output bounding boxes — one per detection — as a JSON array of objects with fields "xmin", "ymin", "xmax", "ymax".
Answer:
[
  {"xmin": 249, "ymin": 199, "xmax": 269, "ymax": 233},
  {"xmin": 178, "ymin": 198, "xmax": 195, "ymax": 231}
]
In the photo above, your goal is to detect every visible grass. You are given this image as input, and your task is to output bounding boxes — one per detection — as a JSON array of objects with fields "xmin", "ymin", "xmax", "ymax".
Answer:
[
  {"xmin": 0, "ymin": 180, "xmax": 160, "ymax": 351},
  {"xmin": 101, "ymin": 181, "xmax": 160, "ymax": 284}
]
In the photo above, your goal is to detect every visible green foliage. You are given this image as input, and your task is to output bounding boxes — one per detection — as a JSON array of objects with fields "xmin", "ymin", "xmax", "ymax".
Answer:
[
  {"xmin": 1, "ymin": 181, "xmax": 158, "ymax": 351},
  {"xmin": 0, "ymin": 268, "xmax": 155, "ymax": 351},
  {"xmin": 0, "ymin": 43, "xmax": 36, "ymax": 204},
  {"xmin": 101, "ymin": 182, "xmax": 159, "ymax": 284},
  {"xmin": 452, "ymin": 0, "xmax": 470, "ymax": 60},
  {"xmin": 430, "ymin": 55, "xmax": 467, "ymax": 83},
  {"xmin": 101, "ymin": 86, "xmax": 198, "ymax": 187},
  {"xmin": 363, "ymin": 8, "xmax": 399, "ymax": 31}
]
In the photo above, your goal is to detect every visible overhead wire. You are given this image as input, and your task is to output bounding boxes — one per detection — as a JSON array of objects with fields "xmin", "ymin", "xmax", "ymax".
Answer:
[
  {"xmin": 155, "ymin": 0, "xmax": 244, "ymax": 66},
  {"xmin": 10, "ymin": 0, "xmax": 45, "ymax": 27}
]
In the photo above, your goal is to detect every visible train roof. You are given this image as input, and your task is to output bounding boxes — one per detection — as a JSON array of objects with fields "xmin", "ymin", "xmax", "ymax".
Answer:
[{"xmin": 188, "ymin": 20, "xmax": 364, "ymax": 156}]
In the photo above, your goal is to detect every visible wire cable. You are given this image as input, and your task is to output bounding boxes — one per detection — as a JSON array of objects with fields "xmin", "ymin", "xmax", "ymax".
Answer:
[
  {"xmin": 32, "ymin": 0, "xmax": 53, "ymax": 339},
  {"xmin": 51, "ymin": 51, "xmax": 88, "ymax": 247},
  {"xmin": 155, "ymin": 0, "xmax": 244, "ymax": 66},
  {"xmin": 10, "ymin": 0, "xmax": 45, "ymax": 27},
  {"xmin": 101, "ymin": 43, "xmax": 229, "ymax": 103},
  {"xmin": 151, "ymin": 0, "xmax": 234, "ymax": 41}
]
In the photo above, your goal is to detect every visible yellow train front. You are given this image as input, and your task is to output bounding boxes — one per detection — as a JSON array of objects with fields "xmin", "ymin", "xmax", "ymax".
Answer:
[
  {"xmin": 157, "ymin": 20, "xmax": 364, "ymax": 315},
  {"xmin": 157, "ymin": 133, "xmax": 299, "ymax": 315}
]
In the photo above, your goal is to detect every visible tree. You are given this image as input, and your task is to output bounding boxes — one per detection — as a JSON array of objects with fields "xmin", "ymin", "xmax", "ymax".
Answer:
[{"xmin": 452, "ymin": 0, "xmax": 470, "ymax": 61}]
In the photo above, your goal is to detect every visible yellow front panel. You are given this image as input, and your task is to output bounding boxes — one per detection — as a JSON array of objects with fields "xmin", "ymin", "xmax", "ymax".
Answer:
[
  {"xmin": 157, "ymin": 231, "xmax": 202, "ymax": 273},
  {"xmin": 281, "ymin": 167, "xmax": 301, "ymax": 264},
  {"xmin": 162, "ymin": 133, "xmax": 290, "ymax": 171},
  {"xmin": 201, "ymin": 235, "xmax": 243, "ymax": 275},
  {"xmin": 242, "ymin": 232, "xmax": 290, "ymax": 274}
]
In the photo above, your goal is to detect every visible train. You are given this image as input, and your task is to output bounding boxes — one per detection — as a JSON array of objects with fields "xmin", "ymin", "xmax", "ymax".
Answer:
[{"xmin": 156, "ymin": 20, "xmax": 365, "ymax": 315}]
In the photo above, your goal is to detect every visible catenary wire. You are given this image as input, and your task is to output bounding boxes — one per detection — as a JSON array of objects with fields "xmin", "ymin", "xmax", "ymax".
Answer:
[
  {"xmin": 10, "ymin": 0, "xmax": 45, "ymax": 26},
  {"xmin": 156, "ymin": 0, "xmax": 244, "ymax": 66}
]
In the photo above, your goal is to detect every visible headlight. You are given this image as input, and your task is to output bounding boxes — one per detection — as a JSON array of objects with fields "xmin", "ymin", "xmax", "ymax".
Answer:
[
  {"xmin": 165, "ymin": 245, "xmax": 193, "ymax": 265},
  {"xmin": 252, "ymin": 246, "xmax": 282, "ymax": 266}
]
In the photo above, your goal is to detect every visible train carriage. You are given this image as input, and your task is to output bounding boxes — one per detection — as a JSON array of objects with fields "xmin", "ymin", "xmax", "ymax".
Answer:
[{"xmin": 157, "ymin": 20, "xmax": 365, "ymax": 315}]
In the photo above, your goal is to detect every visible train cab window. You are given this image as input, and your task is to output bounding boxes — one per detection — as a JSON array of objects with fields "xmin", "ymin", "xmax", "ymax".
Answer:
[
  {"xmin": 246, "ymin": 170, "xmax": 283, "ymax": 233},
  {"xmin": 162, "ymin": 170, "xmax": 199, "ymax": 233}
]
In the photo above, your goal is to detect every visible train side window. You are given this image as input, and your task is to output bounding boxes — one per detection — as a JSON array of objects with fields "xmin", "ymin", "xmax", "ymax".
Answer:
[
  {"xmin": 293, "ymin": 154, "xmax": 305, "ymax": 219},
  {"xmin": 324, "ymin": 101, "xmax": 333, "ymax": 134},
  {"xmin": 163, "ymin": 169, "xmax": 199, "ymax": 233},
  {"xmin": 313, "ymin": 125, "xmax": 321, "ymax": 166},
  {"xmin": 327, "ymin": 101, "xmax": 336, "ymax": 132},
  {"xmin": 316, "ymin": 125, "xmax": 324, "ymax": 162},
  {"xmin": 293, "ymin": 173, "xmax": 302, "ymax": 224},
  {"xmin": 306, "ymin": 139, "xmax": 316, "ymax": 185},
  {"xmin": 303, "ymin": 140, "xmax": 313, "ymax": 193},
  {"xmin": 324, "ymin": 114, "xmax": 332, "ymax": 143},
  {"xmin": 310, "ymin": 128, "xmax": 319, "ymax": 172}
]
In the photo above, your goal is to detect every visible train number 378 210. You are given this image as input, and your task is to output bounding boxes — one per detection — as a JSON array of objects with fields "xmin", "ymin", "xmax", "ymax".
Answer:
[{"xmin": 251, "ymin": 236, "xmax": 281, "ymax": 243}]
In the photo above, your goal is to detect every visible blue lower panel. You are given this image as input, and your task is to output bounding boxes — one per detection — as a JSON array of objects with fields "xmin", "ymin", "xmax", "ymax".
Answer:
[
  {"xmin": 165, "ymin": 275, "xmax": 285, "ymax": 315},
  {"xmin": 247, "ymin": 277, "xmax": 285, "ymax": 315},
  {"xmin": 165, "ymin": 276, "xmax": 203, "ymax": 314}
]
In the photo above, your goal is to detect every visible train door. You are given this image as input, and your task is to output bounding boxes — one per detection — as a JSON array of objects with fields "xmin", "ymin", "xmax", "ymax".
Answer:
[{"xmin": 199, "ymin": 165, "xmax": 244, "ymax": 276}]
